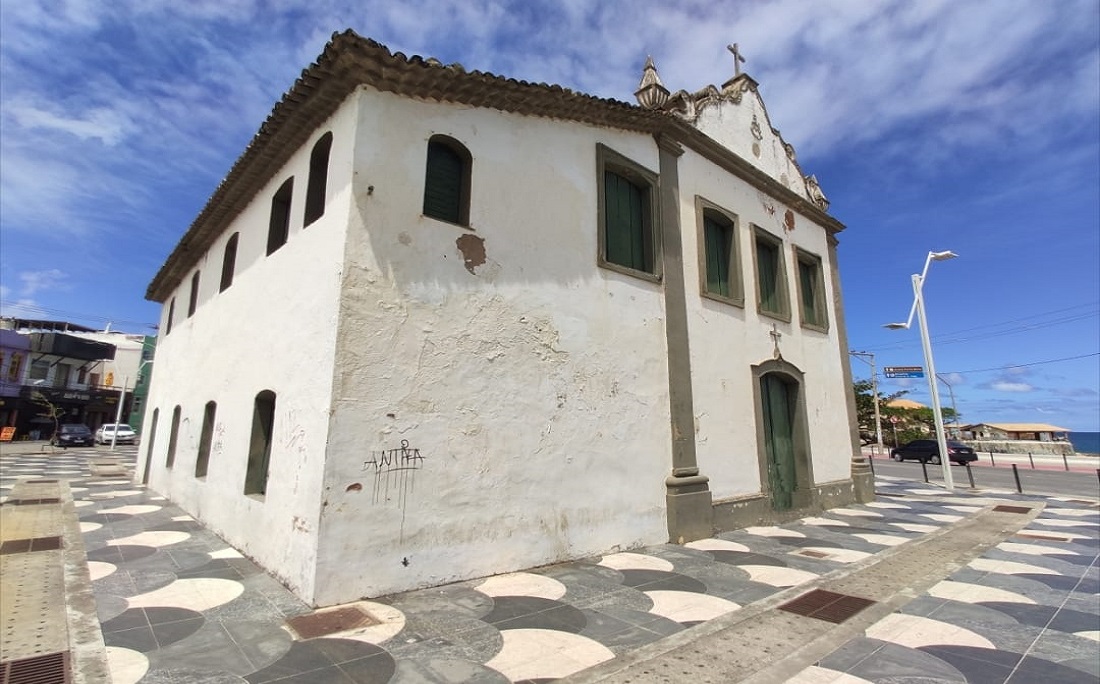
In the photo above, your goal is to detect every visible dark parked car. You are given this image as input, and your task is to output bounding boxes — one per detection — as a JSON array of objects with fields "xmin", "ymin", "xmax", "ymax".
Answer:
[
  {"xmin": 891, "ymin": 439, "xmax": 977, "ymax": 465},
  {"xmin": 51, "ymin": 424, "xmax": 95, "ymax": 448}
]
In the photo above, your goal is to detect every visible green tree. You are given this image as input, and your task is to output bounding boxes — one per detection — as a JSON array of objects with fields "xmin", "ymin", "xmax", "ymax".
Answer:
[
  {"xmin": 30, "ymin": 391, "xmax": 64, "ymax": 442},
  {"xmin": 852, "ymin": 379, "xmax": 906, "ymax": 445}
]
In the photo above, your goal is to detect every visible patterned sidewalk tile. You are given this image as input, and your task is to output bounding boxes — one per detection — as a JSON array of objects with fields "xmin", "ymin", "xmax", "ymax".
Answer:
[{"xmin": 1, "ymin": 448, "xmax": 1096, "ymax": 683}]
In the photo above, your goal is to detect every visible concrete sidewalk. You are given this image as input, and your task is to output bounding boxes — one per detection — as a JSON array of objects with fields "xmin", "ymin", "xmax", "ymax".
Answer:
[{"xmin": 1, "ymin": 442, "xmax": 1097, "ymax": 683}]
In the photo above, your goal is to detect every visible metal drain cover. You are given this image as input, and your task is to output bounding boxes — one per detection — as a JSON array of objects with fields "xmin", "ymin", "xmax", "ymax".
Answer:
[
  {"xmin": 286, "ymin": 605, "xmax": 379, "ymax": 639},
  {"xmin": 779, "ymin": 589, "xmax": 876, "ymax": 624},
  {"xmin": 0, "ymin": 537, "xmax": 62, "ymax": 555},
  {"xmin": 0, "ymin": 650, "xmax": 72, "ymax": 684}
]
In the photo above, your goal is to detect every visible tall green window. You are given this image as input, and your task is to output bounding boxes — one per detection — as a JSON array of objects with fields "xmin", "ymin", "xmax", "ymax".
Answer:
[
  {"xmin": 604, "ymin": 171, "xmax": 653, "ymax": 272},
  {"xmin": 597, "ymin": 145, "xmax": 660, "ymax": 278},
  {"xmin": 698, "ymin": 202, "xmax": 741, "ymax": 303},
  {"xmin": 704, "ymin": 216, "xmax": 731, "ymax": 296},
  {"xmin": 797, "ymin": 250, "xmax": 827, "ymax": 329},
  {"xmin": 304, "ymin": 132, "xmax": 332, "ymax": 227},
  {"xmin": 195, "ymin": 401, "xmax": 216, "ymax": 479},
  {"xmin": 423, "ymin": 136, "xmax": 471, "ymax": 226},
  {"xmin": 166, "ymin": 405, "xmax": 181, "ymax": 468},
  {"xmin": 267, "ymin": 178, "xmax": 293, "ymax": 255},
  {"xmin": 754, "ymin": 228, "xmax": 789, "ymax": 319},
  {"xmin": 245, "ymin": 390, "xmax": 276, "ymax": 497}
]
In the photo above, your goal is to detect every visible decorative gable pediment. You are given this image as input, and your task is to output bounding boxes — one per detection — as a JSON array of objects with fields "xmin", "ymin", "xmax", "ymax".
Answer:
[{"xmin": 635, "ymin": 54, "xmax": 829, "ymax": 212}]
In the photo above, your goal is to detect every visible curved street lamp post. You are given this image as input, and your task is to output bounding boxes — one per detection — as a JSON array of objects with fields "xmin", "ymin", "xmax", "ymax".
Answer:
[{"xmin": 885, "ymin": 250, "xmax": 958, "ymax": 491}]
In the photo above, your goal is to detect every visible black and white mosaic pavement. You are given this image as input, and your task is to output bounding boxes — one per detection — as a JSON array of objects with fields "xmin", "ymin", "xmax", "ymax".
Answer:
[{"xmin": 1, "ymin": 444, "xmax": 1096, "ymax": 683}]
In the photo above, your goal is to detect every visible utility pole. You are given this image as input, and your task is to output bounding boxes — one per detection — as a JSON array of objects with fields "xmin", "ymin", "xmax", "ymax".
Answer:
[
  {"xmin": 936, "ymin": 373, "xmax": 960, "ymax": 438},
  {"xmin": 850, "ymin": 351, "xmax": 883, "ymax": 455}
]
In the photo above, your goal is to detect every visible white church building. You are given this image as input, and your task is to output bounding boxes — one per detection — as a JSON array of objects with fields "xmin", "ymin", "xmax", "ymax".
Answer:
[{"xmin": 140, "ymin": 31, "xmax": 871, "ymax": 607}]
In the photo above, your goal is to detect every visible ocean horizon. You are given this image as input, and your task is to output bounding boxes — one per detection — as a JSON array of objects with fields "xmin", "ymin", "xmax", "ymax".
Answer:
[{"xmin": 1069, "ymin": 431, "xmax": 1100, "ymax": 455}]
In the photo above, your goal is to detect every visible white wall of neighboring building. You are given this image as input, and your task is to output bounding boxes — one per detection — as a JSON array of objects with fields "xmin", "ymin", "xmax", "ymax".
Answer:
[
  {"xmin": 70, "ymin": 332, "xmax": 144, "ymax": 392},
  {"xmin": 140, "ymin": 100, "xmax": 358, "ymax": 599},
  {"xmin": 312, "ymin": 88, "xmax": 674, "ymax": 603}
]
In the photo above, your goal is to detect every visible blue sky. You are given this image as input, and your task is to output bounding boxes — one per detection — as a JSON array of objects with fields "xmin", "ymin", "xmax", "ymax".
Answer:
[{"xmin": 1, "ymin": 0, "xmax": 1098, "ymax": 430}]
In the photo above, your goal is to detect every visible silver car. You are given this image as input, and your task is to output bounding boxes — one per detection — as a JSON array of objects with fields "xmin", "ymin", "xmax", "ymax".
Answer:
[{"xmin": 95, "ymin": 423, "xmax": 137, "ymax": 445}]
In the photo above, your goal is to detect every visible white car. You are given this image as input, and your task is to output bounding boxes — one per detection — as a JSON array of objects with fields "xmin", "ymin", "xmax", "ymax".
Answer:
[{"xmin": 95, "ymin": 423, "xmax": 137, "ymax": 445}]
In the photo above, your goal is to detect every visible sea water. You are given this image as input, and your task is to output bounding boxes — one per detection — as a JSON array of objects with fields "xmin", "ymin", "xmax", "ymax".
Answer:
[{"xmin": 1069, "ymin": 432, "xmax": 1100, "ymax": 455}]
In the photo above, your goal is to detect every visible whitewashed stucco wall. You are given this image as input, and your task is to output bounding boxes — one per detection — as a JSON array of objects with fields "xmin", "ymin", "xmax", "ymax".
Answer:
[
  {"xmin": 140, "ymin": 102, "xmax": 358, "ymax": 599},
  {"xmin": 312, "ymin": 89, "xmax": 673, "ymax": 603},
  {"xmin": 676, "ymin": 144, "xmax": 852, "ymax": 500}
]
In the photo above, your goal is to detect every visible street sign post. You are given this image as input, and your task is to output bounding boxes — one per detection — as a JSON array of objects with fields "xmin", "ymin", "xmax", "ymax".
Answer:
[{"xmin": 884, "ymin": 366, "xmax": 924, "ymax": 378}]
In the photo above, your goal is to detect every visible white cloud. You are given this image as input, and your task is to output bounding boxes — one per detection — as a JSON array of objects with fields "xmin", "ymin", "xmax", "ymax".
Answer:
[
  {"xmin": 8, "ymin": 102, "xmax": 131, "ymax": 145},
  {"xmin": 19, "ymin": 270, "xmax": 69, "ymax": 296},
  {"xmin": 991, "ymin": 381, "xmax": 1033, "ymax": 393}
]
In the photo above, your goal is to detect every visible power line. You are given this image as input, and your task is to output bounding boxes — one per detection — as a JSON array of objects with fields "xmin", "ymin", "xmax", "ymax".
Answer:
[
  {"xmin": 0, "ymin": 301, "xmax": 157, "ymax": 330},
  {"xmin": 866, "ymin": 304, "xmax": 1099, "ymax": 352},
  {"xmin": 942, "ymin": 352, "xmax": 1100, "ymax": 375}
]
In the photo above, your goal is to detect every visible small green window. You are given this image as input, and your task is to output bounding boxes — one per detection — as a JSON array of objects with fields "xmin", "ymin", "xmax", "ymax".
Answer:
[
  {"xmin": 797, "ymin": 250, "xmax": 827, "ymax": 329},
  {"xmin": 754, "ymin": 228, "xmax": 789, "ymax": 319},
  {"xmin": 423, "ymin": 136, "xmax": 471, "ymax": 226},
  {"xmin": 703, "ymin": 213, "xmax": 733, "ymax": 298},
  {"xmin": 596, "ymin": 145, "xmax": 660, "ymax": 279},
  {"xmin": 604, "ymin": 171, "xmax": 653, "ymax": 273}
]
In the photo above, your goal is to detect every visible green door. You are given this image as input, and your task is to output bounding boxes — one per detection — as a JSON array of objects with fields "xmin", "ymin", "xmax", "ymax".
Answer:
[{"xmin": 761, "ymin": 373, "xmax": 797, "ymax": 511}]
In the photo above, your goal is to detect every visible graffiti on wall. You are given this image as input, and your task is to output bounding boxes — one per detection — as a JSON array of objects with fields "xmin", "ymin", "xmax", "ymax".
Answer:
[{"xmin": 361, "ymin": 440, "xmax": 426, "ymax": 543}]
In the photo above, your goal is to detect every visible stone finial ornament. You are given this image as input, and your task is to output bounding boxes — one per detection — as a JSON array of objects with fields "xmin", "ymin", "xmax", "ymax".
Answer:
[
  {"xmin": 635, "ymin": 56, "xmax": 670, "ymax": 109},
  {"xmin": 805, "ymin": 175, "xmax": 830, "ymax": 210}
]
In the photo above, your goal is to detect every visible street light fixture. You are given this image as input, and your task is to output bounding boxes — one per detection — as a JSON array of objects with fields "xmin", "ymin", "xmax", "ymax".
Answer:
[{"xmin": 884, "ymin": 250, "xmax": 958, "ymax": 491}]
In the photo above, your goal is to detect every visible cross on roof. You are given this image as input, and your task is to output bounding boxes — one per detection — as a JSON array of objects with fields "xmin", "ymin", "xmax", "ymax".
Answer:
[{"xmin": 727, "ymin": 43, "xmax": 746, "ymax": 77}]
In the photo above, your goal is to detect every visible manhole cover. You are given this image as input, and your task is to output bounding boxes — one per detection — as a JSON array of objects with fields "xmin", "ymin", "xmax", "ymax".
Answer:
[
  {"xmin": 286, "ymin": 605, "xmax": 379, "ymax": 639},
  {"xmin": 779, "ymin": 589, "xmax": 876, "ymax": 624}
]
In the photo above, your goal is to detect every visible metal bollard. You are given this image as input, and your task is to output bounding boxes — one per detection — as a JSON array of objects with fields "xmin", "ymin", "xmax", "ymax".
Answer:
[
  {"xmin": 1062, "ymin": 453, "xmax": 1069, "ymax": 471},
  {"xmin": 1012, "ymin": 463, "xmax": 1022, "ymax": 493},
  {"xmin": 1028, "ymin": 452, "xmax": 1035, "ymax": 469},
  {"xmin": 868, "ymin": 454, "xmax": 875, "ymax": 476},
  {"xmin": 965, "ymin": 463, "xmax": 975, "ymax": 489},
  {"xmin": 989, "ymin": 451, "xmax": 996, "ymax": 467},
  {"xmin": 921, "ymin": 460, "xmax": 929, "ymax": 483}
]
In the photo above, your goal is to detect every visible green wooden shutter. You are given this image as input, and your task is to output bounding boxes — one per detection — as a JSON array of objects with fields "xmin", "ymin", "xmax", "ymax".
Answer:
[
  {"xmin": 799, "ymin": 260, "xmax": 818, "ymax": 324},
  {"xmin": 757, "ymin": 239, "xmax": 778, "ymax": 312},
  {"xmin": 704, "ymin": 215, "xmax": 730, "ymax": 297},
  {"xmin": 604, "ymin": 171, "xmax": 650, "ymax": 272},
  {"xmin": 424, "ymin": 142, "xmax": 464, "ymax": 223}
]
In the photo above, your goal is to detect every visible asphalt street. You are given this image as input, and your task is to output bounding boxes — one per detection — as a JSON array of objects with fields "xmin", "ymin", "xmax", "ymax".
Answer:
[{"xmin": 869, "ymin": 458, "xmax": 1100, "ymax": 500}]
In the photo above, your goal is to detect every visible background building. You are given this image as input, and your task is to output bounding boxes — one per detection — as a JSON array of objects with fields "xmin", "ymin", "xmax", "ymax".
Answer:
[{"xmin": 0, "ymin": 319, "xmax": 156, "ymax": 439}]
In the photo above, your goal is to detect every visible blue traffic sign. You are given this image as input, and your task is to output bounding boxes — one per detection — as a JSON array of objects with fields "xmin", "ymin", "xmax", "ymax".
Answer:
[{"xmin": 884, "ymin": 366, "xmax": 924, "ymax": 378}]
